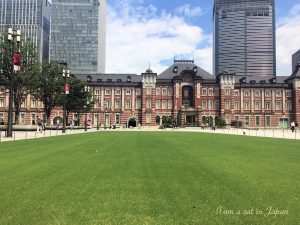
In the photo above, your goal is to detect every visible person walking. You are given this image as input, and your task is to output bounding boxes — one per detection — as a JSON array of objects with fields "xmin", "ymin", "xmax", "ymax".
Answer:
[
  {"xmin": 291, "ymin": 121, "xmax": 295, "ymax": 133},
  {"xmin": 37, "ymin": 116, "xmax": 42, "ymax": 133}
]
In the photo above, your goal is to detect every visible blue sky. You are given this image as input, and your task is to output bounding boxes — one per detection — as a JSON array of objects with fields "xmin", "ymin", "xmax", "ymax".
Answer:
[{"xmin": 106, "ymin": 0, "xmax": 300, "ymax": 76}]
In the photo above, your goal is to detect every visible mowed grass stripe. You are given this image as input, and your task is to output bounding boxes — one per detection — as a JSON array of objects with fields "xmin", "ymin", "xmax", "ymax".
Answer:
[{"xmin": 0, "ymin": 132, "xmax": 299, "ymax": 225}]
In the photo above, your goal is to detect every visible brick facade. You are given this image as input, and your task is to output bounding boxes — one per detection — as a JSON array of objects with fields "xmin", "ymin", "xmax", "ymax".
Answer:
[{"xmin": 1, "ymin": 61, "xmax": 300, "ymax": 129}]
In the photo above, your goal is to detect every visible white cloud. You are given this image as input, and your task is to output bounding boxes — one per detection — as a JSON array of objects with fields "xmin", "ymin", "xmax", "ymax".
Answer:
[
  {"xmin": 276, "ymin": 4, "xmax": 300, "ymax": 76},
  {"xmin": 175, "ymin": 4, "xmax": 203, "ymax": 17},
  {"xmin": 106, "ymin": 0, "xmax": 212, "ymax": 74}
]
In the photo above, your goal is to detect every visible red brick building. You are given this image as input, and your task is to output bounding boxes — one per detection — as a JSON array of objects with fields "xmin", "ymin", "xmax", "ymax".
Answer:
[{"xmin": 1, "ymin": 60, "xmax": 300, "ymax": 128}]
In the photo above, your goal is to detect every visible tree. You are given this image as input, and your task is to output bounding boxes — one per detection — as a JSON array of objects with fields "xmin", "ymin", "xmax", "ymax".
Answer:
[
  {"xmin": 62, "ymin": 76, "xmax": 93, "ymax": 124},
  {"xmin": 30, "ymin": 61, "xmax": 64, "ymax": 125},
  {"xmin": 0, "ymin": 34, "xmax": 39, "ymax": 124}
]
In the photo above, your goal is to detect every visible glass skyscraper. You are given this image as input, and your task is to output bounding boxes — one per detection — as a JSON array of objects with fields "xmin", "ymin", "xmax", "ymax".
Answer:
[
  {"xmin": 0, "ymin": 0, "xmax": 51, "ymax": 61},
  {"xmin": 213, "ymin": 0, "xmax": 276, "ymax": 77},
  {"xmin": 50, "ymin": 0, "xmax": 106, "ymax": 74}
]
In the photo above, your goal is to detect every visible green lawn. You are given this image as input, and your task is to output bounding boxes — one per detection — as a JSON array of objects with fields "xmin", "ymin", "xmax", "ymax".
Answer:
[{"xmin": 0, "ymin": 132, "xmax": 299, "ymax": 225}]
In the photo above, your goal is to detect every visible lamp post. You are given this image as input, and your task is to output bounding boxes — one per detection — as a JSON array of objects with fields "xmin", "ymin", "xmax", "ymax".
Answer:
[
  {"xmin": 84, "ymin": 85, "xmax": 90, "ymax": 131},
  {"xmin": 60, "ymin": 60, "xmax": 69, "ymax": 133},
  {"xmin": 6, "ymin": 27, "xmax": 21, "ymax": 137}
]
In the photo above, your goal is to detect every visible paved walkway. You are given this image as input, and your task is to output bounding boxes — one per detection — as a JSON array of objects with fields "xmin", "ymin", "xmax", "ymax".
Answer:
[{"xmin": 0, "ymin": 127, "xmax": 299, "ymax": 142}]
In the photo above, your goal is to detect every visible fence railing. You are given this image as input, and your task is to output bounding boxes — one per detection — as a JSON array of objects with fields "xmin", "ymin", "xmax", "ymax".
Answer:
[{"xmin": 0, "ymin": 126, "xmax": 299, "ymax": 142}]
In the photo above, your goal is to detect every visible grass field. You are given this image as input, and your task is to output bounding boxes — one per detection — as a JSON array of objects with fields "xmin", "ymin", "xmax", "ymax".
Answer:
[{"xmin": 0, "ymin": 132, "xmax": 299, "ymax": 225}]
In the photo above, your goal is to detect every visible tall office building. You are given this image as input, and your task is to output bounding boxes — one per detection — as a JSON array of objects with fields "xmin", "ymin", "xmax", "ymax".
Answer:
[
  {"xmin": 292, "ymin": 49, "xmax": 300, "ymax": 73},
  {"xmin": 213, "ymin": 0, "xmax": 276, "ymax": 77},
  {"xmin": 0, "ymin": 0, "xmax": 51, "ymax": 61},
  {"xmin": 50, "ymin": 0, "xmax": 106, "ymax": 74}
]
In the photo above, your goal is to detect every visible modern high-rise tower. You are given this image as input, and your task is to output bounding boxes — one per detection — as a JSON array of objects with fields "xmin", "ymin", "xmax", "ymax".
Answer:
[
  {"xmin": 213, "ymin": 0, "xmax": 276, "ymax": 77},
  {"xmin": 50, "ymin": 0, "xmax": 106, "ymax": 74},
  {"xmin": 0, "ymin": 0, "xmax": 51, "ymax": 61}
]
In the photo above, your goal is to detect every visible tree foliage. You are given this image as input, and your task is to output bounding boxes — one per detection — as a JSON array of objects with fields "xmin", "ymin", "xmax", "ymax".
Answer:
[
  {"xmin": 0, "ymin": 34, "xmax": 39, "ymax": 124},
  {"xmin": 30, "ymin": 61, "xmax": 65, "ymax": 124}
]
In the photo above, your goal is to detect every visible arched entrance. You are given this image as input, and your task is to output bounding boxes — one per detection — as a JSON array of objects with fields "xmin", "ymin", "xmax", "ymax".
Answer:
[
  {"xmin": 155, "ymin": 115, "xmax": 161, "ymax": 125},
  {"xmin": 128, "ymin": 117, "xmax": 137, "ymax": 128},
  {"xmin": 53, "ymin": 116, "xmax": 63, "ymax": 126}
]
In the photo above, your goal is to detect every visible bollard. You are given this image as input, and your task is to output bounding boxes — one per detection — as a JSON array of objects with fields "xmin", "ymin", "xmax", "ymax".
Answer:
[
  {"xmin": 14, "ymin": 131, "xmax": 16, "ymax": 140},
  {"xmin": 25, "ymin": 130, "xmax": 28, "ymax": 139},
  {"xmin": 35, "ymin": 131, "xmax": 37, "ymax": 139},
  {"xmin": 0, "ymin": 130, "xmax": 2, "ymax": 142}
]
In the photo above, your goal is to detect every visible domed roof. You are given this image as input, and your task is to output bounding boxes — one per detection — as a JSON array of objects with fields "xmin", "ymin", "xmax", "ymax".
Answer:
[{"xmin": 146, "ymin": 68, "xmax": 153, "ymax": 73}]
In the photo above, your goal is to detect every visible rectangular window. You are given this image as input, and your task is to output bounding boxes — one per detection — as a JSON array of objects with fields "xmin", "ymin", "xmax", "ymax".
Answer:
[
  {"xmin": 215, "ymin": 88, "xmax": 219, "ymax": 96},
  {"xmin": 234, "ymin": 90, "xmax": 239, "ymax": 96},
  {"xmin": 234, "ymin": 101, "xmax": 239, "ymax": 110},
  {"xmin": 125, "ymin": 100, "xmax": 131, "ymax": 109},
  {"xmin": 168, "ymin": 88, "xmax": 173, "ymax": 96},
  {"xmin": 94, "ymin": 98, "xmax": 100, "ymax": 108},
  {"xmin": 225, "ymin": 100, "xmax": 230, "ymax": 109},
  {"xmin": 156, "ymin": 88, "xmax": 160, "ymax": 96},
  {"xmin": 286, "ymin": 101, "xmax": 292, "ymax": 110},
  {"xmin": 105, "ymin": 89, "xmax": 111, "ymax": 95},
  {"xmin": 255, "ymin": 90, "xmax": 260, "ymax": 97},
  {"xmin": 244, "ymin": 90, "xmax": 250, "ymax": 97},
  {"xmin": 104, "ymin": 99, "xmax": 110, "ymax": 109},
  {"xmin": 31, "ymin": 114, "xmax": 36, "ymax": 125},
  {"xmin": 115, "ymin": 89, "xmax": 121, "ymax": 95},
  {"xmin": 255, "ymin": 116, "xmax": 260, "ymax": 126},
  {"xmin": 265, "ymin": 101, "xmax": 271, "ymax": 110},
  {"xmin": 208, "ymin": 88, "xmax": 213, "ymax": 96},
  {"xmin": 115, "ymin": 100, "xmax": 121, "ymax": 109},
  {"xmin": 0, "ymin": 113, "xmax": 4, "ymax": 123},
  {"xmin": 245, "ymin": 116, "xmax": 250, "ymax": 126},
  {"xmin": 31, "ymin": 99, "xmax": 37, "ymax": 108},
  {"xmin": 215, "ymin": 100, "xmax": 219, "ymax": 110},
  {"xmin": 136, "ymin": 99, "xmax": 141, "ymax": 109},
  {"xmin": 136, "ymin": 89, "xmax": 141, "ymax": 96},
  {"xmin": 275, "ymin": 101, "xmax": 281, "ymax": 110},
  {"xmin": 146, "ymin": 87, "xmax": 152, "ymax": 95},
  {"xmin": 0, "ymin": 98, "xmax": 4, "ymax": 107},
  {"xmin": 162, "ymin": 100, "xmax": 167, "ymax": 109},
  {"xmin": 275, "ymin": 90, "xmax": 281, "ymax": 97},
  {"xmin": 266, "ymin": 116, "xmax": 271, "ymax": 126},
  {"xmin": 20, "ymin": 113, "xmax": 25, "ymax": 124},
  {"xmin": 255, "ymin": 101, "xmax": 261, "ymax": 110},
  {"xmin": 286, "ymin": 91, "xmax": 292, "ymax": 97},
  {"xmin": 202, "ymin": 100, "xmax": 207, "ymax": 109},
  {"xmin": 168, "ymin": 100, "xmax": 172, "ymax": 109},
  {"xmin": 146, "ymin": 113, "xmax": 151, "ymax": 123},
  {"xmin": 244, "ymin": 101, "xmax": 250, "ymax": 110},
  {"xmin": 126, "ymin": 89, "xmax": 131, "ymax": 95},
  {"xmin": 115, "ymin": 114, "xmax": 120, "ymax": 125},
  {"xmin": 202, "ymin": 88, "xmax": 207, "ymax": 96},
  {"xmin": 95, "ymin": 89, "xmax": 100, "ymax": 95},
  {"xmin": 162, "ymin": 88, "xmax": 167, "ymax": 96},
  {"xmin": 265, "ymin": 90, "xmax": 271, "ymax": 97},
  {"xmin": 146, "ymin": 99, "xmax": 151, "ymax": 109},
  {"xmin": 225, "ymin": 89, "xmax": 230, "ymax": 96},
  {"xmin": 208, "ymin": 100, "xmax": 212, "ymax": 110},
  {"xmin": 156, "ymin": 100, "xmax": 160, "ymax": 109}
]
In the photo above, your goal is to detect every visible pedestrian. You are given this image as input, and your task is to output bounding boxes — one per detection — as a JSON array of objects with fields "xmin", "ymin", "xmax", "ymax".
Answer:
[
  {"xmin": 56, "ymin": 119, "xmax": 60, "ymax": 130},
  {"xmin": 291, "ymin": 121, "xmax": 295, "ymax": 133},
  {"xmin": 71, "ymin": 120, "xmax": 75, "ymax": 130},
  {"xmin": 37, "ymin": 116, "xmax": 42, "ymax": 133}
]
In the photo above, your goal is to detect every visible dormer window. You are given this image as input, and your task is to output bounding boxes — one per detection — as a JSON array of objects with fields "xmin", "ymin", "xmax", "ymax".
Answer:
[
  {"xmin": 97, "ymin": 79, "xmax": 102, "ymax": 83},
  {"xmin": 117, "ymin": 79, "xmax": 122, "ymax": 82},
  {"xmin": 87, "ymin": 75, "xmax": 92, "ymax": 82},
  {"xmin": 173, "ymin": 66, "xmax": 178, "ymax": 73},
  {"xmin": 193, "ymin": 66, "xmax": 197, "ymax": 73},
  {"xmin": 127, "ymin": 76, "xmax": 131, "ymax": 82},
  {"xmin": 107, "ymin": 79, "xmax": 112, "ymax": 83}
]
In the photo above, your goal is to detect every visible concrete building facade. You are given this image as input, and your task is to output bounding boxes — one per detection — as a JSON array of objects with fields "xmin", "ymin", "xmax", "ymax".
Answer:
[
  {"xmin": 50, "ymin": 0, "xmax": 106, "ymax": 74},
  {"xmin": 0, "ymin": 0, "xmax": 51, "ymax": 61},
  {"xmin": 213, "ymin": 0, "xmax": 276, "ymax": 77}
]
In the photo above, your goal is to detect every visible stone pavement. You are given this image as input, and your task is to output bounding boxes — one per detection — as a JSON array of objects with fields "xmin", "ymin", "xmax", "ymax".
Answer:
[{"xmin": 0, "ymin": 126, "xmax": 299, "ymax": 142}]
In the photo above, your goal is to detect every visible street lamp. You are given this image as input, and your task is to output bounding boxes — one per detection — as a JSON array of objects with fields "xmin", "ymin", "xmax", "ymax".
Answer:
[
  {"xmin": 6, "ymin": 27, "xmax": 21, "ymax": 137},
  {"xmin": 60, "ymin": 60, "xmax": 69, "ymax": 133},
  {"xmin": 84, "ymin": 86, "xmax": 90, "ymax": 131}
]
